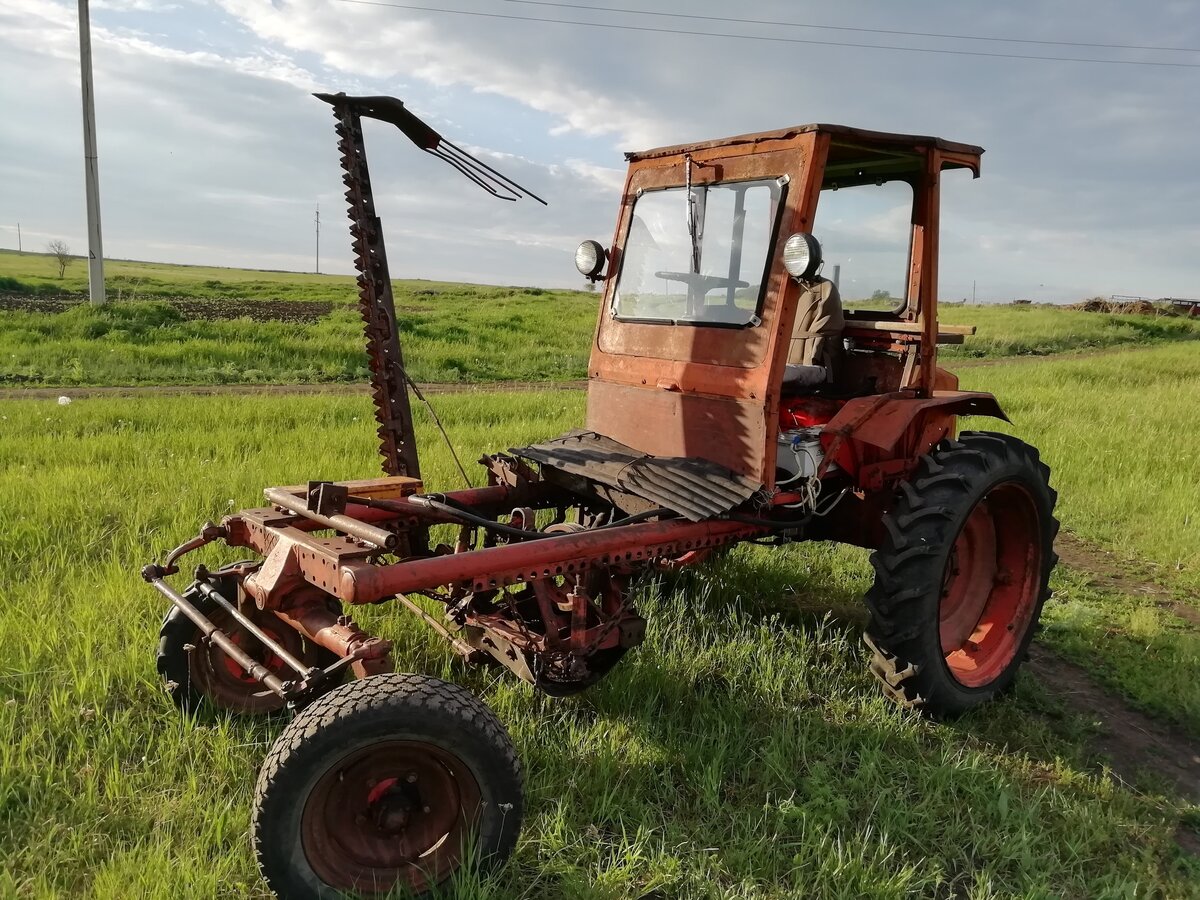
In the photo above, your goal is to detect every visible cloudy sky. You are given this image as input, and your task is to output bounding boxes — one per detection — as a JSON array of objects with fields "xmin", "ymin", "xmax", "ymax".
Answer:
[{"xmin": 2, "ymin": 0, "xmax": 1198, "ymax": 301}]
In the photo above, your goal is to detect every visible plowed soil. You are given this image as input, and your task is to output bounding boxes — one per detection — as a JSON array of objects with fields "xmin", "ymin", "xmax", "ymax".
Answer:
[{"xmin": 0, "ymin": 293, "xmax": 333, "ymax": 322}]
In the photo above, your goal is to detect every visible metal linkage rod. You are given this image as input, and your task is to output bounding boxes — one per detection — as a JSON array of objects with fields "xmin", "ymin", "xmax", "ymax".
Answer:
[{"xmin": 145, "ymin": 576, "xmax": 290, "ymax": 698}]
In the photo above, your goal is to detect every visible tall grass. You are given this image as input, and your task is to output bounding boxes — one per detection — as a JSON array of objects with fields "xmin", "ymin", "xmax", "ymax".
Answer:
[
  {"xmin": 958, "ymin": 343, "xmax": 1200, "ymax": 588},
  {"xmin": 958, "ymin": 343, "xmax": 1200, "ymax": 732},
  {"xmin": 4, "ymin": 249, "xmax": 1200, "ymax": 387},
  {"xmin": 0, "ymin": 292, "xmax": 598, "ymax": 386},
  {"xmin": 1, "ymin": 387, "xmax": 1197, "ymax": 897}
]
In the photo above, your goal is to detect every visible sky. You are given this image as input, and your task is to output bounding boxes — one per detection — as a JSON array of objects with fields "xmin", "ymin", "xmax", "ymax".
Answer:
[{"xmin": 2, "ymin": 0, "xmax": 1198, "ymax": 302}]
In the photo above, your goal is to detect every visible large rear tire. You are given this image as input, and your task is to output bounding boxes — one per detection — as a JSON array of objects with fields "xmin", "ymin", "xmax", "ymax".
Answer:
[
  {"xmin": 863, "ymin": 431, "xmax": 1058, "ymax": 717},
  {"xmin": 251, "ymin": 673, "xmax": 523, "ymax": 899}
]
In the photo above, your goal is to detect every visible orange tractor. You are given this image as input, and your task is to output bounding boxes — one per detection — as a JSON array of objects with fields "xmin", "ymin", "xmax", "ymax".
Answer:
[{"xmin": 144, "ymin": 94, "xmax": 1058, "ymax": 898}]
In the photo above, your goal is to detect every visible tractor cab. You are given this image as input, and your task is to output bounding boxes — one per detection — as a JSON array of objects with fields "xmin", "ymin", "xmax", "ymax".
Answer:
[{"xmin": 564, "ymin": 124, "xmax": 988, "ymax": 496}]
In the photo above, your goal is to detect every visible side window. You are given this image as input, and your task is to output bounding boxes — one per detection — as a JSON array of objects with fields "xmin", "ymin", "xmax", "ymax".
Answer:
[{"xmin": 815, "ymin": 181, "xmax": 913, "ymax": 311}]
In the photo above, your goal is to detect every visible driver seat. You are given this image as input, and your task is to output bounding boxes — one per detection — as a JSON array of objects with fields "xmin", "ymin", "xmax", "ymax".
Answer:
[{"xmin": 785, "ymin": 277, "xmax": 845, "ymax": 390}]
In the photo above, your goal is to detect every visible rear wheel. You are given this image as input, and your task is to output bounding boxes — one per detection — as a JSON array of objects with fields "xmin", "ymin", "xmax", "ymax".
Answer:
[
  {"xmin": 863, "ymin": 432, "xmax": 1058, "ymax": 717},
  {"xmin": 251, "ymin": 673, "xmax": 523, "ymax": 899}
]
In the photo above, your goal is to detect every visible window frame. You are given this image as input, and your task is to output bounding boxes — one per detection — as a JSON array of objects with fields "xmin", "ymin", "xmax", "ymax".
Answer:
[{"xmin": 609, "ymin": 176, "xmax": 790, "ymax": 329}]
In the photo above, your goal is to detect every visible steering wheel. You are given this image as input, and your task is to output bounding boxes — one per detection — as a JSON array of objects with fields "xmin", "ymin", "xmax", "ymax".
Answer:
[{"xmin": 654, "ymin": 271, "xmax": 750, "ymax": 292}]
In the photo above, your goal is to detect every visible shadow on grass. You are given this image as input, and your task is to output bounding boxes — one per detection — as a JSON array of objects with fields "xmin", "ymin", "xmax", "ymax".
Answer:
[
  {"xmin": 476, "ymin": 549, "xmax": 1192, "ymax": 898},
  {"xmin": 106, "ymin": 546, "xmax": 1194, "ymax": 899}
]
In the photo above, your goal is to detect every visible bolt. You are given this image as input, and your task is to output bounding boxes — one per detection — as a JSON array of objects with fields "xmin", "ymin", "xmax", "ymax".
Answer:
[
  {"xmin": 422, "ymin": 806, "xmax": 431, "ymax": 814},
  {"xmin": 406, "ymin": 772, "xmax": 418, "ymax": 784}
]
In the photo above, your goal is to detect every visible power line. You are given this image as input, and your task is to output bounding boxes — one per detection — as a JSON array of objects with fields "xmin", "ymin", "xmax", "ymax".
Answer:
[
  {"xmin": 506, "ymin": 0, "xmax": 1200, "ymax": 55},
  {"xmin": 329, "ymin": 0, "xmax": 1200, "ymax": 68}
]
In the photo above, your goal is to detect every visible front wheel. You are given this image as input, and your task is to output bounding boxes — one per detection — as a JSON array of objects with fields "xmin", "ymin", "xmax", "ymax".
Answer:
[
  {"xmin": 863, "ymin": 432, "xmax": 1059, "ymax": 717},
  {"xmin": 251, "ymin": 673, "xmax": 523, "ymax": 899}
]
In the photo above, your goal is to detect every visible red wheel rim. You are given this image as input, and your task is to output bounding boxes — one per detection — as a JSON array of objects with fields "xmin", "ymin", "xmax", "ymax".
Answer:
[
  {"xmin": 939, "ymin": 482, "xmax": 1042, "ymax": 688},
  {"xmin": 301, "ymin": 740, "xmax": 482, "ymax": 895},
  {"xmin": 188, "ymin": 606, "xmax": 299, "ymax": 713}
]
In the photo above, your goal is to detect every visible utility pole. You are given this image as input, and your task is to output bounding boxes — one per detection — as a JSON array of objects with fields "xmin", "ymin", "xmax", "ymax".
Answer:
[
  {"xmin": 78, "ymin": 0, "xmax": 105, "ymax": 304},
  {"xmin": 972, "ymin": 279, "xmax": 976, "ymax": 305},
  {"xmin": 16, "ymin": 223, "xmax": 21, "ymax": 254},
  {"xmin": 314, "ymin": 204, "xmax": 320, "ymax": 274}
]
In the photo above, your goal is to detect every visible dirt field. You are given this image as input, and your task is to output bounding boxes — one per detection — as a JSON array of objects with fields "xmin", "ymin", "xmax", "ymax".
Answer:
[{"xmin": 0, "ymin": 293, "xmax": 334, "ymax": 322}]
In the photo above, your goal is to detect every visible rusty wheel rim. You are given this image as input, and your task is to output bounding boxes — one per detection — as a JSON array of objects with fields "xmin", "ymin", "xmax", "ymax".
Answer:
[
  {"xmin": 939, "ymin": 482, "xmax": 1042, "ymax": 688},
  {"xmin": 188, "ymin": 606, "xmax": 299, "ymax": 713},
  {"xmin": 300, "ymin": 740, "xmax": 482, "ymax": 895}
]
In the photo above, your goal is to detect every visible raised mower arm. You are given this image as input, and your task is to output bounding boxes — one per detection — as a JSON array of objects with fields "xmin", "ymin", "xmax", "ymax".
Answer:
[{"xmin": 312, "ymin": 93, "xmax": 546, "ymax": 484}]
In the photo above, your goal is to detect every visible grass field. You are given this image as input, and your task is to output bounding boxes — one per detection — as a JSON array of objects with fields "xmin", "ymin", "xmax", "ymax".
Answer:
[
  {"xmin": 4, "ymin": 250, "xmax": 1200, "ymax": 387},
  {"xmin": 2, "ymin": 341, "xmax": 1199, "ymax": 897},
  {"xmin": 958, "ymin": 344, "xmax": 1200, "ymax": 736},
  {"xmin": 0, "ymin": 249, "xmax": 359, "ymax": 302}
]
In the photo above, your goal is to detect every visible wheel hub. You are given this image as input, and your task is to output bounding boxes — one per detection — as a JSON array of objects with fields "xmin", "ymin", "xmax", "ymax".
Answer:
[
  {"xmin": 938, "ymin": 482, "xmax": 1042, "ymax": 688},
  {"xmin": 189, "ymin": 606, "xmax": 301, "ymax": 713},
  {"xmin": 301, "ymin": 740, "xmax": 482, "ymax": 894}
]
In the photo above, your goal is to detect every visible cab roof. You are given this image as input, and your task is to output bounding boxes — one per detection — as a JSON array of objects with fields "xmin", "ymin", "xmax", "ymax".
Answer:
[{"xmin": 626, "ymin": 123, "xmax": 984, "ymax": 187}]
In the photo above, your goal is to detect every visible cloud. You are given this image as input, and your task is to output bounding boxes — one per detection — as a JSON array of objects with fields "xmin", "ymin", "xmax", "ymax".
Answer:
[
  {"xmin": 91, "ymin": 0, "xmax": 181, "ymax": 11},
  {"xmin": 212, "ymin": 0, "xmax": 675, "ymax": 149},
  {"xmin": 2, "ymin": 0, "xmax": 1198, "ymax": 298}
]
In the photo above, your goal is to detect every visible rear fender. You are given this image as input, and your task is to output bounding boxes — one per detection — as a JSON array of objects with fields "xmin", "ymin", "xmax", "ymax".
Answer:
[{"xmin": 821, "ymin": 391, "xmax": 1008, "ymax": 490}]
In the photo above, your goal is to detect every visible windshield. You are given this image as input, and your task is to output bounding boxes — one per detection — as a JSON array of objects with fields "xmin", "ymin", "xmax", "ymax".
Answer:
[{"xmin": 612, "ymin": 178, "xmax": 785, "ymax": 326}]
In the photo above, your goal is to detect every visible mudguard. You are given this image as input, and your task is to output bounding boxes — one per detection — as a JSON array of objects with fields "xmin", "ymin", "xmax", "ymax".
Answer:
[{"xmin": 821, "ymin": 390, "xmax": 1009, "ymax": 488}]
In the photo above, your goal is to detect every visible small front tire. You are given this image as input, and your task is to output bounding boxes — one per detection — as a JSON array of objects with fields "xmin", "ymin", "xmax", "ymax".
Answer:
[
  {"xmin": 251, "ymin": 673, "xmax": 523, "ymax": 899},
  {"xmin": 157, "ymin": 574, "xmax": 338, "ymax": 716}
]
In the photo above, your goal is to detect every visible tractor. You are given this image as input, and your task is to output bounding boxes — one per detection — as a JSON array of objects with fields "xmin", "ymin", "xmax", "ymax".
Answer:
[{"xmin": 143, "ymin": 94, "xmax": 1058, "ymax": 899}]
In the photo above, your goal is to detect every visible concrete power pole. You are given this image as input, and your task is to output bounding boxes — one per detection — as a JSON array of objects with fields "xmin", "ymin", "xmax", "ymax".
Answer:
[
  {"xmin": 78, "ymin": 0, "xmax": 105, "ymax": 304},
  {"xmin": 315, "ymin": 204, "xmax": 320, "ymax": 274}
]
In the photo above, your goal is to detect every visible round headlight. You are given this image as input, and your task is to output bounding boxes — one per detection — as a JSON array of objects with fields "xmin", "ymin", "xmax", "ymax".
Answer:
[
  {"xmin": 782, "ymin": 233, "xmax": 822, "ymax": 281},
  {"xmin": 574, "ymin": 240, "xmax": 606, "ymax": 279}
]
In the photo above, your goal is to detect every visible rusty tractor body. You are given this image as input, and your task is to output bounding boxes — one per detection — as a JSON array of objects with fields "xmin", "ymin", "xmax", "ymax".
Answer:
[{"xmin": 145, "ymin": 95, "xmax": 1058, "ymax": 899}]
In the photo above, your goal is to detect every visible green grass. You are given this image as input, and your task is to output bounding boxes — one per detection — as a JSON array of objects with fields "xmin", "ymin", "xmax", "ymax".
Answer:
[
  {"xmin": 0, "ymin": 295, "xmax": 598, "ymax": 387},
  {"xmin": 939, "ymin": 303, "xmax": 1200, "ymax": 359},
  {"xmin": 958, "ymin": 343, "xmax": 1200, "ymax": 591},
  {"xmin": 2, "ymin": 378, "xmax": 1199, "ymax": 897},
  {"xmin": 5, "ymin": 250, "xmax": 1200, "ymax": 387},
  {"xmin": 956, "ymin": 343, "xmax": 1200, "ymax": 735},
  {"xmin": 0, "ymin": 248, "xmax": 359, "ymax": 302}
]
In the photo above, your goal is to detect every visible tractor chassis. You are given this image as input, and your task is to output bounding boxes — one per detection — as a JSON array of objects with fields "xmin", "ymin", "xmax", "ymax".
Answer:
[{"xmin": 142, "ymin": 474, "xmax": 793, "ymax": 706}]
